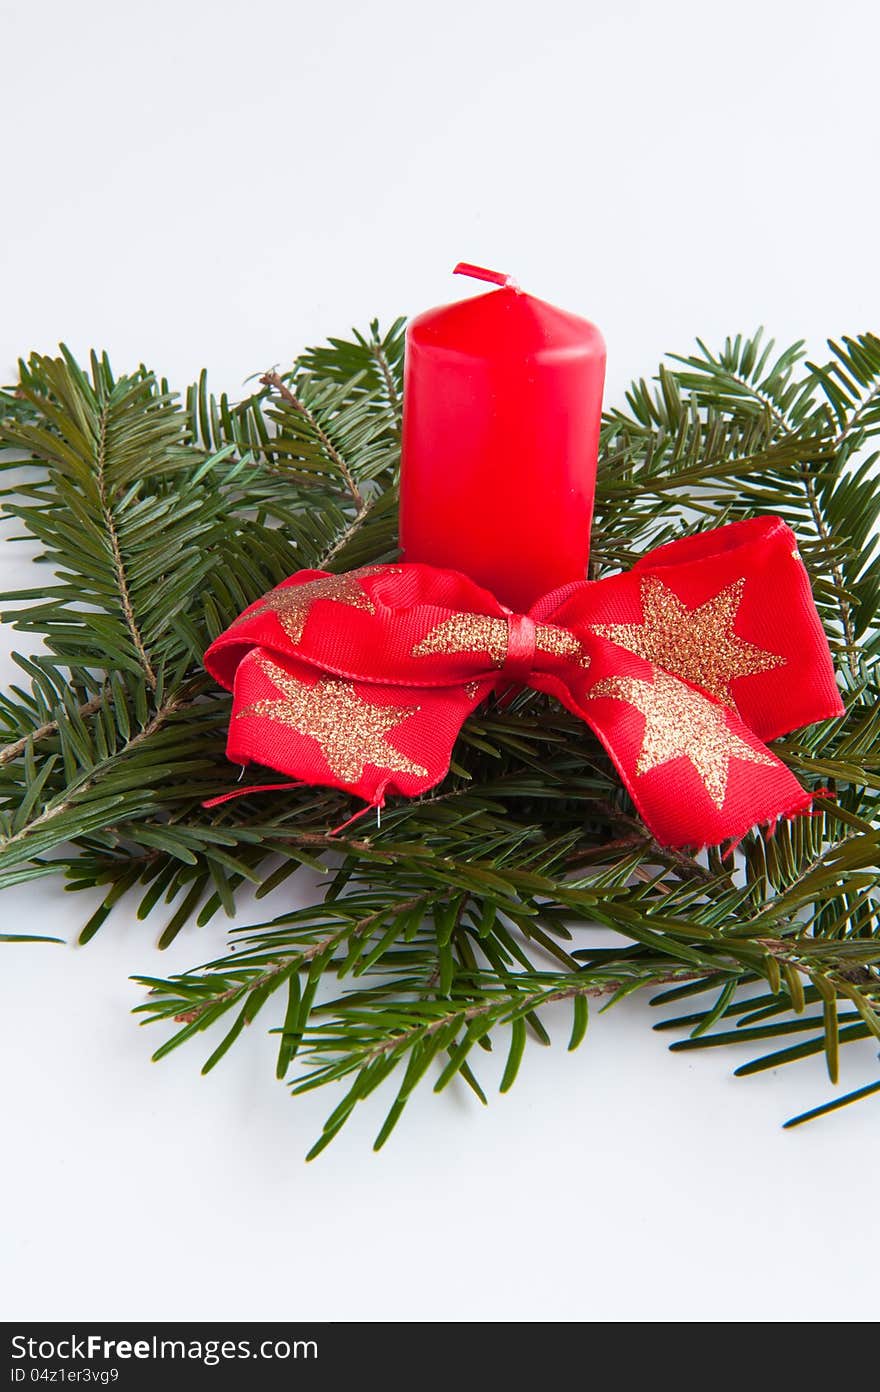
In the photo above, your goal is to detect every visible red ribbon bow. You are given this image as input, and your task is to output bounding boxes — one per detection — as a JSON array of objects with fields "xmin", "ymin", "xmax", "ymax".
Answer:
[{"xmin": 204, "ymin": 516, "xmax": 843, "ymax": 848}]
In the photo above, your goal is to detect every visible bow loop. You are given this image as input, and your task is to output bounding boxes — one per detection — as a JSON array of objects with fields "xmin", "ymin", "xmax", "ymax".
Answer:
[{"xmin": 204, "ymin": 515, "xmax": 844, "ymax": 849}]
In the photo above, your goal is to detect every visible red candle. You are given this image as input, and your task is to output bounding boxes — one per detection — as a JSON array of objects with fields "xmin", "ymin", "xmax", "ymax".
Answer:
[{"xmin": 399, "ymin": 263, "xmax": 606, "ymax": 612}]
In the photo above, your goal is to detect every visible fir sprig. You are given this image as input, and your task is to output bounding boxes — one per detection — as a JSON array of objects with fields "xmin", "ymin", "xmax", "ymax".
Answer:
[{"xmin": 1, "ymin": 323, "xmax": 878, "ymax": 1152}]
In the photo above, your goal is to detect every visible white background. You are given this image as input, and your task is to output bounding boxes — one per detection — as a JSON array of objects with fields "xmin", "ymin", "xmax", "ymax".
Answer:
[{"xmin": 1, "ymin": 0, "xmax": 878, "ymax": 1323}]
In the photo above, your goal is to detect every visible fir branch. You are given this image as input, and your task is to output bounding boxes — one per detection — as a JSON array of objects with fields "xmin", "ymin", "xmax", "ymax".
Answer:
[
  {"xmin": 171, "ymin": 891, "xmax": 437, "ymax": 1025},
  {"xmin": 0, "ymin": 686, "xmax": 195, "ymax": 863},
  {"xmin": 2, "ymin": 322, "xmax": 878, "ymax": 1150},
  {"xmin": 94, "ymin": 402, "xmax": 157, "ymax": 690},
  {"xmin": 259, "ymin": 371, "xmax": 365, "ymax": 511},
  {"xmin": 802, "ymin": 468, "xmax": 858, "ymax": 662}
]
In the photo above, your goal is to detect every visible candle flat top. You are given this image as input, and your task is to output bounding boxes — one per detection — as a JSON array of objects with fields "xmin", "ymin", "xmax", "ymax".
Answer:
[{"xmin": 408, "ymin": 286, "xmax": 604, "ymax": 360}]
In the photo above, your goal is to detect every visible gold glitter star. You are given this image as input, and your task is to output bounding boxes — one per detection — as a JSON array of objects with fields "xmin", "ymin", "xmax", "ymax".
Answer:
[
  {"xmin": 412, "ymin": 614, "xmax": 585, "ymax": 666},
  {"xmin": 591, "ymin": 576, "xmax": 784, "ymax": 706},
  {"xmin": 590, "ymin": 670, "xmax": 775, "ymax": 809},
  {"xmin": 237, "ymin": 656, "xmax": 428, "ymax": 783},
  {"xmin": 233, "ymin": 569, "xmax": 379, "ymax": 645}
]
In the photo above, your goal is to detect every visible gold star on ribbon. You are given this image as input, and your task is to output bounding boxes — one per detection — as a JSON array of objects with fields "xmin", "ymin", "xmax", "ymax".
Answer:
[
  {"xmin": 234, "ymin": 569, "xmax": 379, "ymax": 645},
  {"xmin": 412, "ymin": 614, "xmax": 585, "ymax": 665},
  {"xmin": 237, "ymin": 656, "xmax": 428, "ymax": 782},
  {"xmin": 590, "ymin": 670, "xmax": 775, "ymax": 809},
  {"xmin": 591, "ymin": 576, "xmax": 784, "ymax": 705}
]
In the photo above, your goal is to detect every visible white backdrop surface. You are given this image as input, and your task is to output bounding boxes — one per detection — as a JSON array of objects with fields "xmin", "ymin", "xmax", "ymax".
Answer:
[{"xmin": 1, "ymin": 0, "xmax": 878, "ymax": 1323}]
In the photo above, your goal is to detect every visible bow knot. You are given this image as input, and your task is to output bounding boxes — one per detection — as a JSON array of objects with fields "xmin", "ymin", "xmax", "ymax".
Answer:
[
  {"xmin": 205, "ymin": 516, "xmax": 843, "ymax": 849},
  {"xmin": 502, "ymin": 612, "xmax": 539, "ymax": 682}
]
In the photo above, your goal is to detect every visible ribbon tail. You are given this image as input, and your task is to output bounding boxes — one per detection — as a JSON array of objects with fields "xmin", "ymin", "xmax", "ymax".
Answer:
[{"xmin": 202, "ymin": 779, "xmax": 305, "ymax": 808}]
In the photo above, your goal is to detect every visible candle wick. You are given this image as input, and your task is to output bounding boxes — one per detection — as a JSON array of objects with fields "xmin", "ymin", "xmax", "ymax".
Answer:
[{"xmin": 453, "ymin": 262, "xmax": 520, "ymax": 291}]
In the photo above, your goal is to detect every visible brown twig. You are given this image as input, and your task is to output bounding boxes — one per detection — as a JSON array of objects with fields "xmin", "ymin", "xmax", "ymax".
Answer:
[
  {"xmin": 0, "ymin": 691, "xmax": 107, "ymax": 766},
  {"xmin": 317, "ymin": 494, "xmax": 377, "ymax": 569},
  {"xmin": 370, "ymin": 340, "xmax": 402, "ymax": 433},
  {"xmin": 834, "ymin": 377, "xmax": 880, "ymax": 450}
]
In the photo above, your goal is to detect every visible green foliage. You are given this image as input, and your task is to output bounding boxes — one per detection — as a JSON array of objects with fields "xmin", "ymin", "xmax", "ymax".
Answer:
[{"xmin": 1, "ymin": 323, "xmax": 878, "ymax": 1153}]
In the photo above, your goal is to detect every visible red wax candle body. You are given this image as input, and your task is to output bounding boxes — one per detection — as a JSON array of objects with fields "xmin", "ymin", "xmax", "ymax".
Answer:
[{"xmin": 399, "ymin": 266, "xmax": 606, "ymax": 613}]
